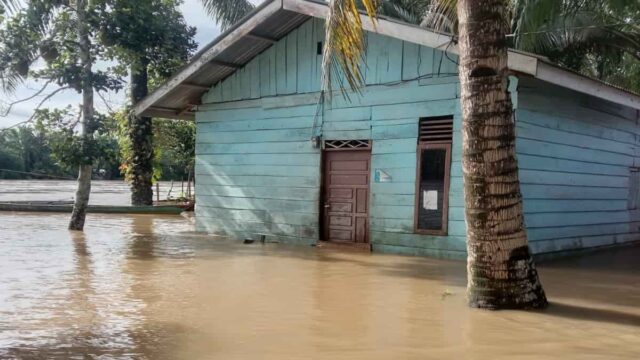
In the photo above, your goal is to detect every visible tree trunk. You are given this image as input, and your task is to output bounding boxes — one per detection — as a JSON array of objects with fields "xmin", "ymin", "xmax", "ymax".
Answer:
[
  {"xmin": 456, "ymin": 0, "xmax": 547, "ymax": 309},
  {"xmin": 129, "ymin": 57, "xmax": 154, "ymax": 206},
  {"xmin": 68, "ymin": 0, "xmax": 94, "ymax": 231}
]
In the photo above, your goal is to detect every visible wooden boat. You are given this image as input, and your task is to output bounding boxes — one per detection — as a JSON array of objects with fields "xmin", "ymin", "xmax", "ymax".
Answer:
[{"xmin": 0, "ymin": 201, "xmax": 185, "ymax": 215}]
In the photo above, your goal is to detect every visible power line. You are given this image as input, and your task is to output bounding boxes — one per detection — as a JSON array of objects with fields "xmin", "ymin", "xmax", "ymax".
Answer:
[{"xmin": 0, "ymin": 169, "xmax": 75, "ymax": 180}]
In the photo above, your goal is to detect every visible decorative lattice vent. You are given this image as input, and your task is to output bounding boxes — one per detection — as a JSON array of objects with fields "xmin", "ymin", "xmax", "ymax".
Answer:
[
  {"xmin": 419, "ymin": 116, "xmax": 453, "ymax": 144},
  {"xmin": 324, "ymin": 139, "xmax": 371, "ymax": 150}
]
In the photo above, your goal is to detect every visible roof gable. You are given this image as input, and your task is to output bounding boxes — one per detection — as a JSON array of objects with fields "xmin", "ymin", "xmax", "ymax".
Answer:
[
  {"xmin": 201, "ymin": 18, "xmax": 460, "ymax": 105},
  {"xmin": 135, "ymin": 0, "xmax": 640, "ymax": 119}
]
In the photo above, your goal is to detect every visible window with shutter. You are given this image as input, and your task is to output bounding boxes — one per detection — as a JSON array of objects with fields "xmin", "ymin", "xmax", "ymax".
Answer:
[{"xmin": 415, "ymin": 116, "xmax": 453, "ymax": 235}]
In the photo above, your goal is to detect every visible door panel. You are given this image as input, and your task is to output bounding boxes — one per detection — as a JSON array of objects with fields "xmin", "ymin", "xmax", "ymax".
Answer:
[{"xmin": 323, "ymin": 150, "xmax": 371, "ymax": 244}]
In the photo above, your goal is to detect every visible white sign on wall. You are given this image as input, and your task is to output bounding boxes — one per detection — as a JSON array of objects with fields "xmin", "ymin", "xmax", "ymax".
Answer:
[{"xmin": 423, "ymin": 190, "xmax": 438, "ymax": 210}]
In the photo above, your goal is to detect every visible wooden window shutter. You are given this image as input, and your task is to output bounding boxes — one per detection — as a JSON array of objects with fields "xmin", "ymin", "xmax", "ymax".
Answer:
[{"xmin": 419, "ymin": 116, "xmax": 453, "ymax": 144}]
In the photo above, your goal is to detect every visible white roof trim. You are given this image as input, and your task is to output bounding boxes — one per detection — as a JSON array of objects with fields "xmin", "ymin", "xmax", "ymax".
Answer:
[
  {"xmin": 135, "ymin": 0, "xmax": 640, "ymax": 116},
  {"xmin": 285, "ymin": 0, "xmax": 640, "ymax": 110},
  {"xmin": 283, "ymin": 0, "xmax": 454, "ymax": 52},
  {"xmin": 535, "ymin": 61, "xmax": 640, "ymax": 110}
]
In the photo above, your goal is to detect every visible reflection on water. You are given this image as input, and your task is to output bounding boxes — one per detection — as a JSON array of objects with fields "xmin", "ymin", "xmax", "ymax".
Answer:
[{"xmin": 0, "ymin": 212, "xmax": 638, "ymax": 359}]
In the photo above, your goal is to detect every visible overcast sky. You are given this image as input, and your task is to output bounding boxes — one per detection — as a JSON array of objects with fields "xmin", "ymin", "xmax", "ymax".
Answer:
[{"xmin": 0, "ymin": 0, "xmax": 263, "ymax": 128}]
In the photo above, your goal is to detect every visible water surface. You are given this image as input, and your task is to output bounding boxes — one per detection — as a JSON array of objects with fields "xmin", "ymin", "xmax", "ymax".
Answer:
[
  {"xmin": 0, "ymin": 180, "xmax": 186, "ymax": 205},
  {"xmin": 0, "ymin": 212, "xmax": 638, "ymax": 359}
]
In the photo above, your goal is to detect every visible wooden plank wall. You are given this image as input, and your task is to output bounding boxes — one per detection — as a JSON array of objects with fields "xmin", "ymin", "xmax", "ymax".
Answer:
[
  {"xmin": 201, "ymin": 18, "xmax": 459, "ymax": 103},
  {"xmin": 196, "ymin": 17, "xmax": 640, "ymax": 258},
  {"xmin": 516, "ymin": 78, "xmax": 640, "ymax": 254},
  {"xmin": 196, "ymin": 18, "xmax": 464, "ymax": 256}
]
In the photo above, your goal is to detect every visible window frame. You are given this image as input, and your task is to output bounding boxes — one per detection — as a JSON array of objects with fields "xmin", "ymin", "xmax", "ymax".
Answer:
[{"xmin": 413, "ymin": 142, "xmax": 452, "ymax": 236}]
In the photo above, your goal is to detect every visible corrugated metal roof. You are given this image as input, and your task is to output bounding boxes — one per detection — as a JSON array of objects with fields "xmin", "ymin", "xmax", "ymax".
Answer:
[{"xmin": 138, "ymin": 0, "xmax": 311, "ymax": 120}]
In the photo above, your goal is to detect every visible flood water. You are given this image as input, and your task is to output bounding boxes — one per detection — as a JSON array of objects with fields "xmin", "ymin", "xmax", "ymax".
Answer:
[
  {"xmin": 0, "ymin": 180, "xmax": 187, "ymax": 205},
  {"xmin": 0, "ymin": 212, "xmax": 639, "ymax": 359}
]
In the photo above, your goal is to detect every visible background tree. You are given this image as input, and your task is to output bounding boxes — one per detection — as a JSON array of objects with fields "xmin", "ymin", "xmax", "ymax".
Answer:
[
  {"xmin": 32, "ymin": 108, "xmax": 121, "ymax": 179},
  {"xmin": 0, "ymin": 124, "xmax": 66, "ymax": 179},
  {"xmin": 0, "ymin": 110, "xmax": 193, "ymax": 182},
  {"xmin": 512, "ymin": 0, "xmax": 640, "ymax": 92},
  {"xmin": 0, "ymin": 0, "xmax": 124, "ymax": 230},
  {"xmin": 378, "ymin": 0, "xmax": 640, "ymax": 92},
  {"xmin": 153, "ymin": 119, "xmax": 196, "ymax": 182},
  {"xmin": 98, "ymin": 0, "xmax": 196, "ymax": 205},
  {"xmin": 111, "ymin": 110, "xmax": 196, "ymax": 186},
  {"xmin": 0, "ymin": 107, "xmax": 122, "ymax": 181}
]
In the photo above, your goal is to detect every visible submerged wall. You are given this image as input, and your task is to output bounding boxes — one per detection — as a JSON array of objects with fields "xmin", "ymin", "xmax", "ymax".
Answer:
[
  {"xmin": 515, "ymin": 78, "xmax": 640, "ymax": 254},
  {"xmin": 195, "ymin": 18, "xmax": 468, "ymax": 258},
  {"xmin": 194, "ymin": 17, "xmax": 640, "ymax": 258}
]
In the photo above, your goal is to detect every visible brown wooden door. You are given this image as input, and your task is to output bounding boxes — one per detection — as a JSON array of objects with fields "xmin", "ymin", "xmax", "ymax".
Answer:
[{"xmin": 323, "ymin": 150, "xmax": 371, "ymax": 244}]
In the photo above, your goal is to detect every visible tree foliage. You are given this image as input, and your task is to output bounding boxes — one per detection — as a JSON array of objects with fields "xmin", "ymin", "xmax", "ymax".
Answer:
[
  {"xmin": 0, "ymin": 0, "xmax": 197, "ymax": 185},
  {"xmin": 153, "ymin": 118, "xmax": 196, "ymax": 180},
  {"xmin": 0, "ymin": 124, "xmax": 70, "ymax": 179},
  {"xmin": 95, "ymin": 0, "xmax": 196, "ymax": 204},
  {"xmin": 0, "ymin": 0, "xmax": 124, "ymax": 134},
  {"xmin": 512, "ymin": 0, "xmax": 640, "ymax": 92},
  {"xmin": 99, "ymin": 0, "xmax": 197, "ymax": 84},
  {"xmin": 0, "ymin": 112, "xmax": 121, "ymax": 180},
  {"xmin": 0, "ymin": 114, "xmax": 194, "ymax": 181},
  {"xmin": 112, "ymin": 109, "xmax": 195, "ymax": 182},
  {"xmin": 315, "ymin": 0, "xmax": 640, "ymax": 94},
  {"xmin": 32, "ymin": 108, "xmax": 119, "ymax": 171}
]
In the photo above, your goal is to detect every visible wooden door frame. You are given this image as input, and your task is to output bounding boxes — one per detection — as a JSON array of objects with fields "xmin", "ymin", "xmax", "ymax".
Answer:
[
  {"xmin": 413, "ymin": 142, "xmax": 452, "ymax": 236},
  {"xmin": 319, "ymin": 146, "xmax": 372, "ymax": 249}
]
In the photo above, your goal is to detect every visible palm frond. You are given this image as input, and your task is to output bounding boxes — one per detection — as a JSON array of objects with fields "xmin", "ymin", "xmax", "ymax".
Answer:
[
  {"xmin": 0, "ymin": 1, "xmax": 60, "ymax": 93},
  {"xmin": 199, "ymin": 0, "xmax": 255, "ymax": 30},
  {"xmin": 421, "ymin": 0, "xmax": 457, "ymax": 34},
  {"xmin": 322, "ymin": 0, "xmax": 380, "ymax": 98},
  {"xmin": 0, "ymin": 70, "xmax": 24, "ymax": 93},
  {"xmin": 513, "ymin": 0, "xmax": 639, "ymax": 59},
  {"xmin": 379, "ymin": 0, "xmax": 429, "ymax": 24},
  {"xmin": 1, "ymin": 0, "xmax": 18, "ymax": 13}
]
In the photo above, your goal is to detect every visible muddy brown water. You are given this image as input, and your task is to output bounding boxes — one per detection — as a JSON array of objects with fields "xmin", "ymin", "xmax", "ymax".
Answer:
[
  {"xmin": 0, "ymin": 212, "xmax": 639, "ymax": 359},
  {"xmin": 0, "ymin": 180, "xmax": 186, "ymax": 205}
]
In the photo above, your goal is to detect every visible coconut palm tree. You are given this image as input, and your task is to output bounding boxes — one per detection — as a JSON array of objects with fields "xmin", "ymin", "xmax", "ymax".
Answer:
[
  {"xmin": 455, "ymin": 0, "xmax": 547, "ymax": 309},
  {"xmin": 200, "ymin": 0, "xmax": 256, "ymax": 31},
  {"xmin": 321, "ymin": 0, "xmax": 548, "ymax": 309},
  {"xmin": 200, "ymin": 0, "xmax": 638, "ymax": 91},
  {"xmin": 512, "ymin": 0, "xmax": 639, "ymax": 92},
  {"xmin": 402, "ymin": 0, "xmax": 640, "ymax": 91}
]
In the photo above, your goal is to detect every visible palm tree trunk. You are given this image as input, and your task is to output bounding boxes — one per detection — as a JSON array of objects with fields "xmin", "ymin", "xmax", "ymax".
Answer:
[
  {"xmin": 456, "ymin": 0, "xmax": 547, "ymax": 309},
  {"xmin": 68, "ymin": 0, "xmax": 93, "ymax": 231},
  {"xmin": 129, "ymin": 57, "xmax": 154, "ymax": 206}
]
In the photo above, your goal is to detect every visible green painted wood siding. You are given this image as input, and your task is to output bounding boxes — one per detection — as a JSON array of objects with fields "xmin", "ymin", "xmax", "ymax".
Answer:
[
  {"xmin": 195, "ymin": 18, "xmax": 463, "ymax": 257},
  {"xmin": 201, "ymin": 18, "xmax": 459, "ymax": 103},
  {"xmin": 515, "ymin": 78, "xmax": 640, "ymax": 255},
  {"xmin": 195, "ymin": 18, "xmax": 640, "ymax": 258}
]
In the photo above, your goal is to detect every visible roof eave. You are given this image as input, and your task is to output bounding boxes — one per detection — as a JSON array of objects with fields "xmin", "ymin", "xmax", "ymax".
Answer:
[
  {"xmin": 136, "ymin": 0, "xmax": 640, "ymax": 119},
  {"xmin": 134, "ymin": 0, "xmax": 284, "ymax": 119}
]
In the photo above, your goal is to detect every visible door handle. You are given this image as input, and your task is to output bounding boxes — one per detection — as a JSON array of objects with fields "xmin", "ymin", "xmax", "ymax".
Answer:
[{"xmin": 324, "ymin": 204, "xmax": 330, "ymax": 208}]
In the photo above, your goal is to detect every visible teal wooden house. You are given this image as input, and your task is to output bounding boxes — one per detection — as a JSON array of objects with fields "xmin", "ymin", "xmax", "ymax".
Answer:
[{"xmin": 136, "ymin": 0, "xmax": 640, "ymax": 259}]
